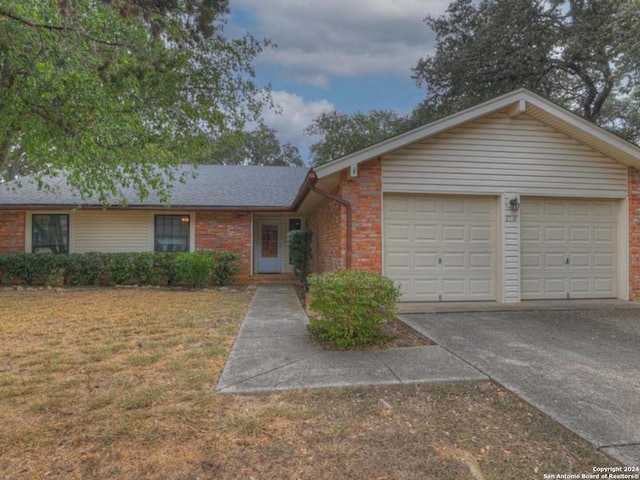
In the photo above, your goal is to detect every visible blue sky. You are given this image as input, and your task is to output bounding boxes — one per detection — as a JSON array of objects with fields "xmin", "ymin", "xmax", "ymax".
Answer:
[{"xmin": 227, "ymin": 0, "xmax": 450, "ymax": 161}]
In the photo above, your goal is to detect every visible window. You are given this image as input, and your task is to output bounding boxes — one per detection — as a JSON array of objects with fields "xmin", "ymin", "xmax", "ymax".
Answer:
[
  {"xmin": 32, "ymin": 214, "xmax": 69, "ymax": 253},
  {"xmin": 154, "ymin": 215, "xmax": 190, "ymax": 252}
]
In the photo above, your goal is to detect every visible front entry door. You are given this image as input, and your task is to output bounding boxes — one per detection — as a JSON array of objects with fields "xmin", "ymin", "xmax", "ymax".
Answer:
[{"xmin": 257, "ymin": 221, "xmax": 282, "ymax": 273}]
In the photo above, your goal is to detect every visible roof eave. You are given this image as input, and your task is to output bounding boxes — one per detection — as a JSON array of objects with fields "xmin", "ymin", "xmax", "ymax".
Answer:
[
  {"xmin": 313, "ymin": 88, "xmax": 640, "ymax": 178},
  {"xmin": 0, "ymin": 204, "xmax": 295, "ymax": 212}
]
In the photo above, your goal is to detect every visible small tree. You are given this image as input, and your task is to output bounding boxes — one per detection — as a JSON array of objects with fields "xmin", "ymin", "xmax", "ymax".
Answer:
[{"xmin": 288, "ymin": 230, "xmax": 313, "ymax": 290}]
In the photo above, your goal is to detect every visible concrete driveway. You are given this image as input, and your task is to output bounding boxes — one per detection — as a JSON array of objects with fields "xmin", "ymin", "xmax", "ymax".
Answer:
[{"xmin": 399, "ymin": 307, "xmax": 640, "ymax": 467}]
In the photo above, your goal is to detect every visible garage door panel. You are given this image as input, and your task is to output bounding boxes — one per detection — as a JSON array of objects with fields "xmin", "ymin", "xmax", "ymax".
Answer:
[
  {"xmin": 545, "ymin": 227, "xmax": 566, "ymax": 242},
  {"xmin": 594, "ymin": 227, "xmax": 615, "ymax": 243},
  {"xmin": 470, "ymin": 252, "xmax": 492, "ymax": 268},
  {"xmin": 442, "ymin": 252, "xmax": 465, "ymax": 268},
  {"xmin": 521, "ymin": 198, "xmax": 617, "ymax": 300},
  {"xmin": 443, "ymin": 225, "xmax": 465, "ymax": 242},
  {"xmin": 570, "ymin": 252, "xmax": 589, "ymax": 267},
  {"xmin": 414, "ymin": 279, "xmax": 438, "ymax": 299},
  {"xmin": 385, "ymin": 251, "xmax": 411, "ymax": 269},
  {"xmin": 570, "ymin": 228, "xmax": 590, "ymax": 242},
  {"xmin": 521, "ymin": 226, "xmax": 541, "ymax": 241},
  {"xmin": 594, "ymin": 253, "xmax": 614, "ymax": 267},
  {"xmin": 384, "ymin": 194, "xmax": 496, "ymax": 302},
  {"xmin": 415, "ymin": 225, "xmax": 438, "ymax": 241},
  {"xmin": 470, "ymin": 226, "xmax": 492, "ymax": 241},
  {"xmin": 595, "ymin": 277, "xmax": 615, "ymax": 293},
  {"xmin": 415, "ymin": 252, "xmax": 438, "ymax": 268}
]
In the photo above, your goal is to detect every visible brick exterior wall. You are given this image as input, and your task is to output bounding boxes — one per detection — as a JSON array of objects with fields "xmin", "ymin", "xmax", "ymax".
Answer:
[
  {"xmin": 195, "ymin": 211, "xmax": 252, "ymax": 280},
  {"xmin": 629, "ymin": 167, "xmax": 640, "ymax": 300},
  {"xmin": 0, "ymin": 211, "xmax": 26, "ymax": 254},
  {"xmin": 308, "ymin": 158, "xmax": 383, "ymax": 274},
  {"xmin": 308, "ymin": 197, "xmax": 346, "ymax": 273},
  {"xmin": 340, "ymin": 158, "xmax": 382, "ymax": 273}
]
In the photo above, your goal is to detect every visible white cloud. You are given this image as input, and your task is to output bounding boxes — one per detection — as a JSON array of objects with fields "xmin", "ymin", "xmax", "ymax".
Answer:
[
  {"xmin": 260, "ymin": 90, "xmax": 335, "ymax": 158},
  {"xmin": 230, "ymin": 0, "xmax": 449, "ymax": 85}
]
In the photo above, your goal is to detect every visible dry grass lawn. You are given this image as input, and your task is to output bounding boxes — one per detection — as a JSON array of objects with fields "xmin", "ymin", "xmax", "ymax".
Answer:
[{"xmin": 0, "ymin": 287, "xmax": 619, "ymax": 479}]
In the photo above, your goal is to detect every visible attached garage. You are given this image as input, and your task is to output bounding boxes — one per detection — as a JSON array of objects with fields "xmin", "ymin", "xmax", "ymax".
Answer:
[
  {"xmin": 384, "ymin": 194, "xmax": 497, "ymax": 302},
  {"xmin": 520, "ymin": 198, "xmax": 618, "ymax": 300}
]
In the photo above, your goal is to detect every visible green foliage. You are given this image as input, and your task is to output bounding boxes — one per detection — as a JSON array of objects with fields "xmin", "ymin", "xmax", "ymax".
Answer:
[
  {"xmin": 206, "ymin": 124, "xmax": 304, "ymax": 166},
  {"xmin": 173, "ymin": 250, "xmax": 238, "ymax": 288},
  {"xmin": 210, "ymin": 251, "xmax": 240, "ymax": 286},
  {"xmin": 0, "ymin": 251, "xmax": 238, "ymax": 287},
  {"xmin": 288, "ymin": 230, "xmax": 313, "ymax": 290},
  {"xmin": 0, "ymin": 253, "xmax": 67, "ymax": 284},
  {"xmin": 0, "ymin": 1, "xmax": 268, "ymax": 203},
  {"xmin": 411, "ymin": 0, "xmax": 640, "ymax": 144},
  {"xmin": 307, "ymin": 270, "xmax": 401, "ymax": 349},
  {"xmin": 305, "ymin": 110, "xmax": 409, "ymax": 166}
]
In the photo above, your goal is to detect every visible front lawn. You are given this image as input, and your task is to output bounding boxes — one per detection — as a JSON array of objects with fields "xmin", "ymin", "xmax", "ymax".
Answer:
[{"xmin": 0, "ymin": 288, "xmax": 619, "ymax": 479}]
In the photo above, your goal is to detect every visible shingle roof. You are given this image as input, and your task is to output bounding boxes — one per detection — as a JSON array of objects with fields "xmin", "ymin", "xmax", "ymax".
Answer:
[{"xmin": 0, "ymin": 165, "xmax": 310, "ymax": 209}]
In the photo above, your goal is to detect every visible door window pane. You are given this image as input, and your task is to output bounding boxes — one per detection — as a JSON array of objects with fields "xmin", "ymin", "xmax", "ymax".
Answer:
[
  {"xmin": 32, "ymin": 214, "xmax": 69, "ymax": 253},
  {"xmin": 154, "ymin": 215, "xmax": 190, "ymax": 252},
  {"xmin": 261, "ymin": 224, "xmax": 278, "ymax": 258}
]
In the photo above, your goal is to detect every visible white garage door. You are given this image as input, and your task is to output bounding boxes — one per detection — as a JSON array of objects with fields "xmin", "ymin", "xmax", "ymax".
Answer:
[
  {"xmin": 521, "ymin": 198, "xmax": 617, "ymax": 300},
  {"xmin": 384, "ymin": 194, "xmax": 497, "ymax": 302}
]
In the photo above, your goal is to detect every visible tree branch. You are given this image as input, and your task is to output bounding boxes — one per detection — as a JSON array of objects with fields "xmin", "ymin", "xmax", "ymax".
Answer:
[{"xmin": 0, "ymin": 6, "xmax": 127, "ymax": 47}]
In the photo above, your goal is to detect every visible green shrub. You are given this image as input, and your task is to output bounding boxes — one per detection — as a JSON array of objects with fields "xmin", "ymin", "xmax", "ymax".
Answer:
[
  {"xmin": 153, "ymin": 253, "xmax": 179, "ymax": 286},
  {"xmin": 64, "ymin": 252, "xmax": 107, "ymax": 286},
  {"xmin": 288, "ymin": 230, "xmax": 313, "ymax": 290},
  {"xmin": 0, "ymin": 251, "xmax": 238, "ymax": 287},
  {"xmin": 174, "ymin": 251, "xmax": 218, "ymax": 288},
  {"xmin": 210, "ymin": 251, "xmax": 239, "ymax": 286},
  {"xmin": 0, "ymin": 253, "xmax": 68, "ymax": 284},
  {"xmin": 307, "ymin": 269, "xmax": 401, "ymax": 349}
]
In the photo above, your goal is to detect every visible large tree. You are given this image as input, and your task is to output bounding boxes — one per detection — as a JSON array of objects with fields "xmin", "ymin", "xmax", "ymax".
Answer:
[
  {"xmin": 412, "ymin": 0, "xmax": 640, "ymax": 143},
  {"xmin": 203, "ymin": 124, "xmax": 304, "ymax": 167},
  {"xmin": 0, "ymin": 1, "xmax": 267, "ymax": 203},
  {"xmin": 305, "ymin": 110, "xmax": 408, "ymax": 166}
]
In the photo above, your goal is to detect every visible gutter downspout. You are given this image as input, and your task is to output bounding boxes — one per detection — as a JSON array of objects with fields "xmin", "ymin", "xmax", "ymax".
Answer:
[{"xmin": 308, "ymin": 171, "xmax": 352, "ymax": 269}]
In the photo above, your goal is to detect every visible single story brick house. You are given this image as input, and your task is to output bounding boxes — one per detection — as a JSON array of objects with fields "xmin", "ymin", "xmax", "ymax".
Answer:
[{"xmin": 3, "ymin": 88, "xmax": 640, "ymax": 303}]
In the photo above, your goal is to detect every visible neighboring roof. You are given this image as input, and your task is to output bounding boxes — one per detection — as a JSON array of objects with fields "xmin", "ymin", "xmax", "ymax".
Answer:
[
  {"xmin": 0, "ymin": 165, "xmax": 310, "ymax": 209},
  {"xmin": 314, "ymin": 88, "xmax": 640, "ymax": 178}
]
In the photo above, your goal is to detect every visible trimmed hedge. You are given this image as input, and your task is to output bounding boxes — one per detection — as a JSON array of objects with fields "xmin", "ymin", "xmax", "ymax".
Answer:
[
  {"xmin": 0, "ymin": 251, "xmax": 239, "ymax": 287},
  {"xmin": 307, "ymin": 269, "xmax": 401, "ymax": 349}
]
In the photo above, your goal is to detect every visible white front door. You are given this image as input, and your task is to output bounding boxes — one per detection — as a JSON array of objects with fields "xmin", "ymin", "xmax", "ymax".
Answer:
[
  {"xmin": 384, "ymin": 194, "xmax": 497, "ymax": 302},
  {"xmin": 520, "ymin": 198, "xmax": 617, "ymax": 299},
  {"xmin": 257, "ymin": 220, "xmax": 282, "ymax": 273}
]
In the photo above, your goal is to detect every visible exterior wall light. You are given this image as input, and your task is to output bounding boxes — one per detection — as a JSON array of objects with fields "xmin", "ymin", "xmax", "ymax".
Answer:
[{"xmin": 509, "ymin": 197, "xmax": 521, "ymax": 211}]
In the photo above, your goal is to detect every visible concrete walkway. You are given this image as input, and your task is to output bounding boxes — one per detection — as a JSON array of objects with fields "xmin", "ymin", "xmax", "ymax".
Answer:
[{"xmin": 216, "ymin": 284, "xmax": 486, "ymax": 394}]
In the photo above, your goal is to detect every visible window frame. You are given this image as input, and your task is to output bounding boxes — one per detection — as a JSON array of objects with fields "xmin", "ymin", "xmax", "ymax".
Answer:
[
  {"xmin": 154, "ymin": 214, "xmax": 191, "ymax": 253},
  {"xmin": 31, "ymin": 213, "xmax": 70, "ymax": 254}
]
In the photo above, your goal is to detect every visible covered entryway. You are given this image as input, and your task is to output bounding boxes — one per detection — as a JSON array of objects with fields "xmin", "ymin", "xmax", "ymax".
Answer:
[
  {"xmin": 520, "ymin": 198, "xmax": 618, "ymax": 299},
  {"xmin": 383, "ymin": 194, "xmax": 497, "ymax": 302}
]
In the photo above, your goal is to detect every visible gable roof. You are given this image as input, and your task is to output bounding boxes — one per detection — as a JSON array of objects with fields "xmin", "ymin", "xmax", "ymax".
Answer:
[
  {"xmin": 0, "ymin": 165, "xmax": 310, "ymax": 210},
  {"xmin": 314, "ymin": 88, "xmax": 640, "ymax": 178}
]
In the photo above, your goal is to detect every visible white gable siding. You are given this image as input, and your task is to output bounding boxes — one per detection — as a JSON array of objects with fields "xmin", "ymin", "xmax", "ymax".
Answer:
[
  {"xmin": 382, "ymin": 112, "xmax": 628, "ymax": 198},
  {"xmin": 74, "ymin": 211, "xmax": 152, "ymax": 253}
]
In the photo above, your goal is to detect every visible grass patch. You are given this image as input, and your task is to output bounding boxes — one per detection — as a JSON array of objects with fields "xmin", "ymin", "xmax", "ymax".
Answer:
[{"xmin": 0, "ymin": 287, "xmax": 621, "ymax": 479}]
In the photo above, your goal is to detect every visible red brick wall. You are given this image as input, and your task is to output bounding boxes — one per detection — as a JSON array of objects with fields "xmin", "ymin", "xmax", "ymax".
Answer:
[
  {"xmin": 629, "ymin": 167, "xmax": 640, "ymax": 300},
  {"xmin": 195, "ymin": 211, "xmax": 251, "ymax": 279},
  {"xmin": 339, "ymin": 158, "xmax": 382, "ymax": 273},
  {"xmin": 0, "ymin": 211, "xmax": 26, "ymax": 254},
  {"xmin": 308, "ymin": 158, "xmax": 383, "ymax": 274},
  {"xmin": 308, "ymin": 197, "xmax": 346, "ymax": 273}
]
